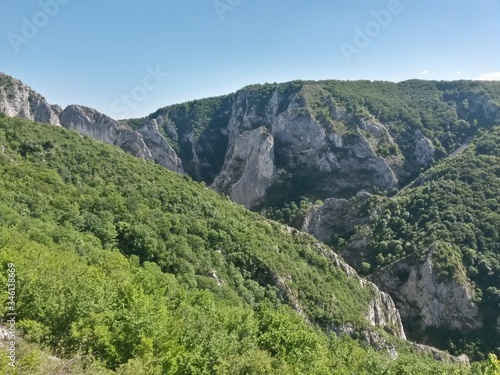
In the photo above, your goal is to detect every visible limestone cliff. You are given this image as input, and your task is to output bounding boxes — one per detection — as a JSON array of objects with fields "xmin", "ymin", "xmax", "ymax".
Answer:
[
  {"xmin": 59, "ymin": 105, "xmax": 184, "ymax": 173},
  {"xmin": 146, "ymin": 85, "xmax": 411, "ymax": 208},
  {"xmin": 0, "ymin": 73, "xmax": 184, "ymax": 174},
  {"xmin": 0, "ymin": 73, "xmax": 61, "ymax": 126},
  {"xmin": 212, "ymin": 126, "xmax": 275, "ymax": 207},
  {"xmin": 370, "ymin": 254, "xmax": 482, "ymax": 335},
  {"xmin": 300, "ymin": 192, "xmax": 374, "ymax": 244},
  {"xmin": 116, "ymin": 123, "xmax": 183, "ymax": 173},
  {"xmin": 60, "ymin": 105, "xmax": 122, "ymax": 144},
  {"xmin": 312, "ymin": 241, "xmax": 407, "ymax": 340}
]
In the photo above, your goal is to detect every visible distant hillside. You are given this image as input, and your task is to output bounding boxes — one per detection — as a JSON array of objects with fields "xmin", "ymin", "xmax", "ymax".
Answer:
[{"xmin": 126, "ymin": 79, "xmax": 500, "ymax": 208}]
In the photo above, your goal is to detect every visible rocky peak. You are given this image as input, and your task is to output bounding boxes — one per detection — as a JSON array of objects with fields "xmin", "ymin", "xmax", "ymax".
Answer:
[
  {"xmin": 206, "ymin": 86, "xmax": 402, "ymax": 207},
  {"xmin": 58, "ymin": 105, "xmax": 184, "ymax": 173},
  {"xmin": 0, "ymin": 74, "xmax": 185, "ymax": 174},
  {"xmin": 0, "ymin": 73, "xmax": 61, "ymax": 126},
  {"xmin": 60, "ymin": 104, "xmax": 123, "ymax": 144},
  {"xmin": 134, "ymin": 120, "xmax": 184, "ymax": 173}
]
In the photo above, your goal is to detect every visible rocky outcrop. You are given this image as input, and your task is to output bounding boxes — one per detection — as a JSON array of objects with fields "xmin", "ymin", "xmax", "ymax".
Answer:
[
  {"xmin": 370, "ymin": 254, "xmax": 482, "ymax": 334},
  {"xmin": 60, "ymin": 105, "xmax": 122, "ymax": 144},
  {"xmin": 413, "ymin": 343, "xmax": 470, "ymax": 365},
  {"xmin": 0, "ymin": 73, "xmax": 61, "ymax": 126},
  {"xmin": 361, "ymin": 278, "xmax": 407, "ymax": 340},
  {"xmin": 300, "ymin": 192, "xmax": 374, "ymax": 243},
  {"xmin": 59, "ymin": 105, "xmax": 184, "ymax": 173},
  {"xmin": 212, "ymin": 126, "xmax": 275, "ymax": 208},
  {"xmin": 312, "ymin": 242, "xmax": 406, "ymax": 340},
  {"xmin": 0, "ymin": 74, "xmax": 184, "ymax": 174},
  {"xmin": 332, "ymin": 323, "xmax": 399, "ymax": 359},
  {"xmin": 133, "ymin": 120, "xmax": 184, "ymax": 174},
  {"xmin": 411, "ymin": 130, "xmax": 435, "ymax": 168},
  {"xmin": 459, "ymin": 94, "xmax": 500, "ymax": 123}
]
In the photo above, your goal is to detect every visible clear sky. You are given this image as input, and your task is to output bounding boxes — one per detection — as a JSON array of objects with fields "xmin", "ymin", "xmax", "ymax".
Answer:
[{"xmin": 1, "ymin": 0, "xmax": 499, "ymax": 119}]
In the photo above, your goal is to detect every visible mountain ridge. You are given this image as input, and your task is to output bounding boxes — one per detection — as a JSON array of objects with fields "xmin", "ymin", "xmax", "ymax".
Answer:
[
  {"xmin": 1, "ymin": 72, "xmax": 500, "ymax": 364},
  {"xmin": 1, "ymin": 114, "xmax": 485, "ymax": 373}
]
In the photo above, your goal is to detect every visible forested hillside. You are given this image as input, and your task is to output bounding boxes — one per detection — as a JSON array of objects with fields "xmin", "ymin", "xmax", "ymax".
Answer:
[
  {"xmin": 3, "ymin": 115, "xmax": 495, "ymax": 373},
  {"xmin": 369, "ymin": 126, "xmax": 500, "ymax": 359},
  {"xmin": 306, "ymin": 125, "xmax": 500, "ymax": 360},
  {"xmin": 125, "ymin": 79, "xmax": 500, "ymax": 208}
]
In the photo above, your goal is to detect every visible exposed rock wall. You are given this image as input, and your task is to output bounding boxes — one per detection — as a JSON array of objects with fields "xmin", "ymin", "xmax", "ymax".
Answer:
[
  {"xmin": 300, "ymin": 192, "xmax": 374, "ymax": 243},
  {"xmin": 151, "ymin": 87, "xmax": 406, "ymax": 208},
  {"xmin": 370, "ymin": 254, "xmax": 483, "ymax": 334},
  {"xmin": 0, "ymin": 73, "xmax": 61, "ymax": 126},
  {"xmin": 60, "ymin": 105, "xmax": 122, "ymax": 144},
  {"xmin": 0, "ymin": 73, "xmax": 184, "ymax": 174},
  {"xmin": 59, "ymin": 105, "xmax": 184, "ymax": 173},
  {"xmin": 313, "ymin": 242, "xmax": 407, "ymax": 339},
  {"xmin": 213, "ymin": 126, "xmax": 275, "ymax": 207}
]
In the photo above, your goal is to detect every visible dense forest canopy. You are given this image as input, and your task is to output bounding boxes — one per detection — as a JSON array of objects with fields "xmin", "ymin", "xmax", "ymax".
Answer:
[
  {"xmin": 3, "ymin": 116, "xmax": 494, "ymax": 373},
  {"xmin": 1, "ymin": 76, "xmax": 500, "ymax": 373}
]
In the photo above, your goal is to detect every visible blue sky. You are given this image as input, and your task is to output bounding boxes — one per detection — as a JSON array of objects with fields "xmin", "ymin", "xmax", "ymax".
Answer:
[{"xmin": 1, "ymin": 0, "xmax": 499, "ymax": 119}]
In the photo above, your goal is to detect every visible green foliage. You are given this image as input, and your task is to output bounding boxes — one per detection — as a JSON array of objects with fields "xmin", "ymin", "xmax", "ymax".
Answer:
[
  {"xmin": 0, "ymin": 116, "xmax": 490, "ymax": 373},
  {"xmin": 123, "ymin": 79, "xmax": 500, "ymax": 210},
  {"xmin": 351, "ymin": 126, "xmax": 500, "ymax": 359}
]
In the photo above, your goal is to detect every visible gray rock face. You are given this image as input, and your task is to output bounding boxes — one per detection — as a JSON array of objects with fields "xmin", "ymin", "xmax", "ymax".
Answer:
[
  {"xmin": 60, "ymin": 105, "xmax": 122, "ymax": 144},
  {"xmin": 205, "ymin": 89, "xmax": 400, "ymax": 207},
  {"xmin": 463, "ymin": 95, "xmax": 500, "ymax": 122},
  {"xmin": 0, "ymin": 74, "xmax": 184, "ymax": 174},
  {"xmin": 212, "ymin": 126, "xmax": 275, "ymax": 208},
  {"xmin": 413, "ymin": 343, "xmax": 470, "ymax": 365},
  {"xmin": 0, "ymin": 73, "xmax": 61, "ymax": 126},
  {"xmin": 371, "ymin": 254, "xmax": 482, "ymax": 333},
  {"xmin": 116, "ymin": 127, "xmax": 183, "ymax": 173},
  {"xmin": 411, "ymin": 130, "xmax": 435, "ymax": 168},
  {"xmin": 134, "ymin": 120, "xmax": 184, "ymax": 174},
  {"xmin": 129, "ymin": 122, "xmax": 183, "ymax": 173},
  {"xmin": 300, "ymin": 192, "xmax": 373, "ymax": 243},
  {"xmin": 59, "ymin": 105, "xmax": 184, "ymax": 173},
  {"xmin": 361, "ymin": 278, "xmax": 407, "ymax": 340}
]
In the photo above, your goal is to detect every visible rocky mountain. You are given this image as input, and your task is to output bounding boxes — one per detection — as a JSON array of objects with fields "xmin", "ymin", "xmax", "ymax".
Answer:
[
  {"xmin": 126, "ymin": 80, "xmax": 500, "ymax": 211},
  {"xmin": 0, "ymin": 73, "xmax": 184, "ymax": 173},
  {"xmin": 2, "ymin": 114, "xmax": 482, "ymax": 373},
  {"xmin": 0, "ymin": 73, "xmax": 61, "ymax": 126},
  {"xmin": 1, "ymin": 72, "xmax": 500, "ymax": 361}
]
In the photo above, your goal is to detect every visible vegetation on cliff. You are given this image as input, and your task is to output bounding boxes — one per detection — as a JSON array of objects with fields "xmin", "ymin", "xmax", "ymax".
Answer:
[{"xmin": 2, "ymin": 116, "xmax": 490, "ymax": 373}]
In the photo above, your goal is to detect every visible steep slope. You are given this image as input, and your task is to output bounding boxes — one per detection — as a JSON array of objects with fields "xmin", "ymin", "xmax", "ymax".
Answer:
[
  {"xmin": 126, "ymin": 80, "xmax": 500, "ymax": 209},
  {"xmin": 0, "ymin": 115, "xmax": 465, "ymax": 374},
  {"xmin": 0, "ymin": 73, "xmax": 184, "ymax": 173},
  {"xmin": 0, "ymin": 73, "xmax": 61, "ymax": 126},
  {"xmin": 301, "ymin": 126, "xmax": 500, "ymax": 359}
]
